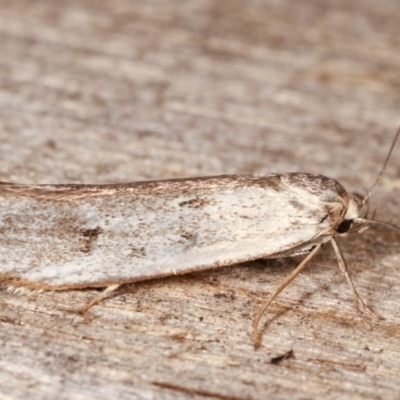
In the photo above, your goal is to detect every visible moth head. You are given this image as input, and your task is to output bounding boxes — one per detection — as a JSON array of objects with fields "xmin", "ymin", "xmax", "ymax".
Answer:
[
  {"xmin": 335, "ymin": 195, "xmax": 365, "ymax": 235},
  {"xmin": 337, "ymin": 193, "xmax": 400, "ymax": 235}
]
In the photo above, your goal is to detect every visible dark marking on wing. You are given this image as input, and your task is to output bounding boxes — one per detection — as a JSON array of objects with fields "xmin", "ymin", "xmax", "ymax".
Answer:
[
  {"xmin": 288, "ymin": 198, "xmax": 305, "ymax": 210},
  {"xmin": 80, "ymin": 227, "xmax": 103, "ymax": 254},
  {"xmin": 130, "ymin": 246, "xmax": 146, "ymax": 258},
  {"xmin": 179, "ymin": 197, "xmax": 210, "ymax": 208},
  {"xmin": 320, "ymin": 214, "xmax": 329, "ymax": 223}
]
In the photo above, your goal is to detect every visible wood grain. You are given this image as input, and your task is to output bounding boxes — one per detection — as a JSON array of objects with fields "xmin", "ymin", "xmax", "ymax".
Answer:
[{"xmin": 0, "ymin": 0, "xmax": 399, "ymax": 399}]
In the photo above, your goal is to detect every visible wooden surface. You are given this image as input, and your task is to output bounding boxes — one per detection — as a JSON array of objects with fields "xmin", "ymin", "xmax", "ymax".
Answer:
[{"xmin": 1, "ymin": 1, "xmax": 400, "ymax": 399}]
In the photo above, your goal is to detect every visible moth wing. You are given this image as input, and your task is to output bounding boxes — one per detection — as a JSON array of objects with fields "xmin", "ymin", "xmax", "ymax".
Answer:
[{"xmin": 0, "ymin": 175, "xmax": 344, "ymax": 289}]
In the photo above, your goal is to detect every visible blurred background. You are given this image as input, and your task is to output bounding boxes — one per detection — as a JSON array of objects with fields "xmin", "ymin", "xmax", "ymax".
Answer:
[{"xmin": 0, "ymin": 0, "xmax": 399, "ymax": 187}]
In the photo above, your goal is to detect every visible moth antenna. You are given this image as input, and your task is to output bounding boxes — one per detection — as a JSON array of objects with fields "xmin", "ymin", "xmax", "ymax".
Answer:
[
  {"xmin": 354, "ymin": 218, "xmax": 400, "ymax": 231},
  {"xmin": 361, "ymin": 125, "xmax": 400, "ymax": 207},
  {"xmin": 362, "ymin": 197, "xmax": 370, "ymax": 219},
  {"xmin": 252, "ymin": 244, "xmax": 322, "ymax": 349}
]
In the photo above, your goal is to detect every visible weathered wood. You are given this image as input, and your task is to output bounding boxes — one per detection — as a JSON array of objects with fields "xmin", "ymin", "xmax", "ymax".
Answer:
[{"xmin": 0, "ymin": 0, "xmax": 399, "ymax": 399}]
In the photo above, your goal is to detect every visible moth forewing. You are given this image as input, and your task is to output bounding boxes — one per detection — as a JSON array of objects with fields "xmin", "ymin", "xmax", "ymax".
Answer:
[{"xmin": 0, "ymin": 173, "xmax": 344, "ymax": 290}]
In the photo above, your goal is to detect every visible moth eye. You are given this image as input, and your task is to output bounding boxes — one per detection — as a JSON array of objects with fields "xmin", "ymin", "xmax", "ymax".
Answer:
[{"xmin": 336, "ymin": 219, "xmax": 353, "ymax": 233}]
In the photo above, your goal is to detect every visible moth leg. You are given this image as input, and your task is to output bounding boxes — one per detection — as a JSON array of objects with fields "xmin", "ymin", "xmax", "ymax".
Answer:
[
  {"xmin": 79, "ymin": 284, "xmax": 121, "ymax": 314},
  {"xmin": 330, "ymin": 238, "xmax": 379, "ymax": 318},
  {"xmin": 252, "ymin": 244, "xmax": 323, "ymax": 349}
]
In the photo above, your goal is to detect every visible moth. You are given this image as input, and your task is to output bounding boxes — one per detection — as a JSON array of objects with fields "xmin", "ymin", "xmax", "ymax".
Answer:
[{"xmin": 0, "ymin": 128, "xmax": 399, "ymax": 348}]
